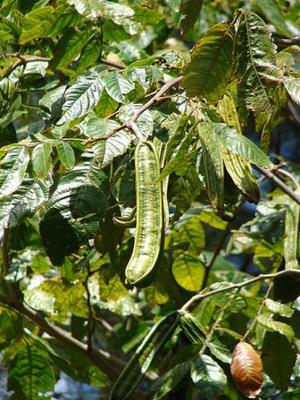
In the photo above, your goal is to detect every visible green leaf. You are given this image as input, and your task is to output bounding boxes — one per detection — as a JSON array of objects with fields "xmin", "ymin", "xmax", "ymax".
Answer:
[
  {"xmin": 252, "ymin": 0, "xmax": 292, "ymax": 37},
  {"xmin": 198, "ymin": 121, "xmax": 224, "ymax": 211},
  {"xmin": 262, "ymin": 332, "xmax": 296, "ymax": 391},
  {"xmin": 56, "ymin": 141, "xmax": 75, "ymax": 170},
  {"xmin": 77, "ymin": 38, "xmax": 103, "ymax": 73},
  {"xmin": 96, "ymin": 89, "xmax": 118, "ymax": 117},
  {"xmin": 182, "ymin": 23, "xmax": 235, "ymax": 102},
  {"xmin": 265, "ymin": 299, "xmax": 293, "ymax": 318},
  {"xmin": 218, "ymin": 93, "xmax": 260, "ymax": 202},
  {"xmin": 104, "ymin": 71, "xmax": 134, "ymax": 103},
  {"xmin": 19, "ymin": 5, "xmax": 80, "ymax": 44},
  {"xmin": 257, "ymin": 314, "xmax": 295, "ymax": 342},
  {"xmin": 0, "ymin": 307, "xmax": 23, "ymax": 349},
  {"xmin": 284, "ymin": 78, "xmax": 300, "ymax": 106},
  {"xmin": 40, "ymin": 161, "xmax": 108, "ymax": 264},
  {"xmin": 57, "ymin": 75, "xmax": 104, "ymax": 125},
  {"xmin": 166, "ymin": 214, "xmax": 205, "ymax": 255},
  {"xmin": 0, "ymin": 178, "xmax": 49, "ymax": 230},
  {"xmin": 172, "ymin": 254, "xmax": 205, "ymax": 292},
  {"xmin": 237, "ymin": 11, "xmax": 283, "ymax": 113},
  {"xmin": 207, "ymin": 335, "xmax": 232, "ymax": 364},
  {"xmin": 82, "ymin": 128, "xmax": 132, "ymax": 167},
  {"xmin": 0, "ymin": 147, "xmax": 29, "ymax": 199},
  {"xmin": 67, "ymin": 0, "xmax": 134, "ymax": 21},
  {"xmin": 50, "ymin": 27, "xmax": 91, "ymax": 70},
  {"xmin": 119, "ymin": 103, "xmax": 153, "ymax": 141},
  {"xmin": 179, "ymin": 0, "xmax": 203, "ymax": 35},
  {"xmin": 216, "ymin": 123, "xmax": 272, "ymax": 167},
  {"xmin": 31, "ymin": 143, "xmax": 52, "ymax": 178},
  {"xmin": 47, "ymin": 340, "xmax": 108, "ymax": 387},
  {"xmin": 8, "ymin": 340, "xmax": 56, "ymax": 400},
  {"xmin": 284, "ymin": 194, "xmax": 300, "ymax": 270},
  {"xmin": 190, "ymin": 354, "xmax": 227, "ymax": 398},
  {"xmin": 152, "ymin": 361, "xmax": 191, "ymax": 399}
]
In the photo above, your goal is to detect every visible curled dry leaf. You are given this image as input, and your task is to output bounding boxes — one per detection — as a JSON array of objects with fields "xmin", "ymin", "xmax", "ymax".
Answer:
[{"xmin": 230, "ymin": 341, "xmax": 263, "ymax": 398}]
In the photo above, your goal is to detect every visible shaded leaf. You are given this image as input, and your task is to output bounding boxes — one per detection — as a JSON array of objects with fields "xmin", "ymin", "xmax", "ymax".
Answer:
[
  {"xmin": 262, "ymin": 332, "xmax": 296, "ymax": 391},
  {"xmin": 152, "ymin": 361, "xmax": 191, "ymax": 399},
  {"xmin": 8, "ymin": 340, "xmax": 56, "ymax": 400},
  {"xmin": 191, "ymin": 354, "xmax": 227, "ymax": 398},
  {"xmin": 237, "ymin": 11, "xmax": 283, "ymax": 113},
  {"xmin": 179, "ymin": 0, "xmax": 203, "ymax": 35},
  {"xmin": 198, "ymin": 121, "xmax": 224, "ymax": 211},
  {"xmin": 183, "ymin": 23, "xmax": 234, "ymax": 102}
]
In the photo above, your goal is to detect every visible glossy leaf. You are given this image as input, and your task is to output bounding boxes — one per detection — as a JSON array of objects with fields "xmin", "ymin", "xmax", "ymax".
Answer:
[
  {"xmin": 0, "ymin": 178, "xmax": 49, "ymax": 230},
  {"xmin": 191, "ymin": 354, "xmax": 227, "ymax": 398},
  {"xmin": 284, "ymin": 78, "xmax": 300, "ymax": 106},
  {"xmin": 58, "ymin": 75, "xmax": 104, "ymax": 125},
  {"xmin": 217, "ymin": 123, "xmax": 273, "ymax": 167},
  {"xmin": 257, "ymin": 314, "xmax": 295, "ymax": 342},
  {"xmin": 0, "ymin": 146, "xmax": 29, "ymax": 199},
  {"xmin": 265, "ymin": 299, "xmax": 293, "ymax": 318},
  {"xmin": 104, "ymin": 71, "xmax": 135, "ymax": 103}
]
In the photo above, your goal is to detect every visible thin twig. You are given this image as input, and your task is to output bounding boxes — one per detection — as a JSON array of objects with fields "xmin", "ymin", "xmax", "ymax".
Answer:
[
  {"xmin": 242, "ymin": 283, "xmax": 273, "ymax": 341},
  {"xmin": 254, "ymin": 165, "xmax": 300, "ymax": 205},
  {"xmin": 201, "ymin": 199, "xmax": 245, "ymax": 289},
  {"xmin": 274, "ymin": 36, "xmax": 300, "ymax": 49},
  {"xmin": 199, "ymin": 292, "xmax": 238, "ymax": 355},
  {"xmin": 180, "ymin": 269, "xmax": 300, "ymax": 312},
  {"xmin": 85, "ymin": 76, "xmax": 183, "ymax": 144}
]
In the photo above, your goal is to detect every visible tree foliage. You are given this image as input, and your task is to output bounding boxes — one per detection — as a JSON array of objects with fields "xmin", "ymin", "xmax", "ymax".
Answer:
[{"xmin": 0, "ymin": 0, "xmax": 300, "ymax": 399}]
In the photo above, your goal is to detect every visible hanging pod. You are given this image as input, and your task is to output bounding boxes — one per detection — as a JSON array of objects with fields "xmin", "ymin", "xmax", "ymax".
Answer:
[{"xmin": 125, "ymin": 141, "xmax": 163, "ymax": 286}]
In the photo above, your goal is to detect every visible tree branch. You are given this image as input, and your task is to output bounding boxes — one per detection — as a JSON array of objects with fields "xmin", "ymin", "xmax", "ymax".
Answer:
[
  {"xmin": 180, "ymin": 269, "xmax": 300, "ymax": 312},
  {"xmin": 0, "ymin": 296, "xmax": 124, "ymax": 382},
  {"xmin": 274, "ymin": 36, "xmax": 300, "ymax": 49},
  {"xmin": 85, "ymin": 76, "xmax": 183, "ymax": 144},
  {"xmin": 253, "ymin": 165, "xmax": 300, "ymax": 205},
  {"xmin": 1, "ymin": 228, "xmax": 10, "ymax": 275}
]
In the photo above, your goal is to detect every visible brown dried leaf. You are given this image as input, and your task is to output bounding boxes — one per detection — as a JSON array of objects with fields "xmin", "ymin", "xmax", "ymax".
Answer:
[{"xmin": 230, "ymin": 341, "xmax": 263, "ymax": 398}]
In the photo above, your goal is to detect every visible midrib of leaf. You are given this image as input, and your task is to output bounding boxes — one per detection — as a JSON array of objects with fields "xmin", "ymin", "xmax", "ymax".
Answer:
[{"xmin": 244, "ymin": 14, "xmax": 272, "ymax": 111}]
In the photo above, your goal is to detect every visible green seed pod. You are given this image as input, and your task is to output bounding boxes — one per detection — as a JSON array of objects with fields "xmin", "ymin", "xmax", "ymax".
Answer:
[{"xmin": 125, "ymin": 141, "xmax": 162, "ymax": 286}]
